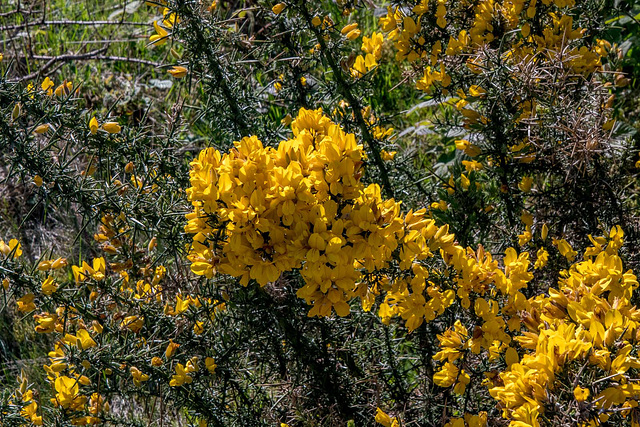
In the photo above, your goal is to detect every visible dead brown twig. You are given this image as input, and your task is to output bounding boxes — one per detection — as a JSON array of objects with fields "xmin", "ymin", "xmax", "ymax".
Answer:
[
  {"xmin": 8, "ymin": 48, "xmax": 163, "ymax": 82},
  {"xmin": 0, "ymin": 20, "xmax": 152, "ymax": 32}
]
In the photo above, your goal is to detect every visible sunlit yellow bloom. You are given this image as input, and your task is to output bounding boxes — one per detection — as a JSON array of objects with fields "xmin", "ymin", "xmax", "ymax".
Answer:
[
  {"xmin": 346, "ymin": 29, "xmax": 361, "ymax": 40},
  {"xmin": 76, "ymin": 329, "xmax": 97, "ymax": 350},
  {"xmin": 169, "ymin": 363, "xmax": 193, "ymax": 386},
  {"xmin": 168, "ymin": 66, "xmax": 188, "ymax": 78},
  {"xmin": 34, "ymin": 312, "xmax": 58, "ymax": 333},
  {"xmin": 41, "ymin": 276, "xmax": 58, "ymax": 295},
  {"xmin": 341, "ymin": 23, "xmax": 358, "ymax": 35},
  {"xmin": 574, "ymin": 386, "xmax": 589, "ymax": 401},
  {"xmin": 41, "ymin": 77, "xmax": 54, "ymax": 95},
  {"xmin": 52, "ymin": 376, "xmax": 86, "ymax": 410},
  {"xmin": 17, "ymin": 294, "xmax": 36, "ymax": 312},
  {"xmin": 553, "ymin": 238, "xmax": 578, "ymax": 262},
  {"xmin": 103, "ymin": 122, "xmax": 121, "ymax": 134},
  {"xmin": 0, "ymin": 239, "xmax": 22, "ymax": 258},
  {"xmin": 130, "ymin": 367, "xmax": 150, "ymax": 387},
  {"xmin": 121, "ymin": 315, "xmax": 144, "ymax": 333},
  {"xmin": 433, "ymin": 362, "xmax": 459, "ymax": 387},
  {"xmin": 205, "ymin": 357, "xmax": 217, "ymax": 374},
  {"xmin": 460, "ymin": 174, "xmax": 470, "ymax": 190},
  {"xmin": 375, "ymin": 408, "xmax": 398, "ymax": 427},
  {"xmin": 21, "ymin": 400, "xmax": 43, "ymax": 425},
  {"xmin": 534, "ymin": 248, "xmax": 548, "ymax": 269},
  {"xmin": 34, "ymin": 124, "xmax": 49, "ymax": 134},
  {"xmin": 165, "ymin": 339, "xmax": 180, "ymax": 358},
  {"xmin": 149, "ymin": 20, "xmax": 169, "ymax": 45},
  {"xmin": 89, "ymin": 116, "xmax": 99, "ymax": 134}
]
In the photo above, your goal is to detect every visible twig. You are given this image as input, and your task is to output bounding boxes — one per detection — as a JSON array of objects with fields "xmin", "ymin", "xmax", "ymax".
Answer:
[
  {"xmin": 0, "ymin": 9, "xmax": 29, "ymax": 18},
  {"xmin": 9, "ymin": 47, "xmax": 108, "ymax": 81},
  {"xmin": 9, "ymin": 48, "xmax": 162, "ymax": 82},
  {"xmin": 31, "ymin": 54, "xmax": 162, "ymax": 67},
  {"xmin": 65, "ymin": 38, "xmax": 146, "ymax": 44},
  {"xmin": 91, "ymin": 55, "xmax": 162, "ymax": 67},
  {"xmin": 297, "ymin": 0, "xmax": 395, "ymax": 199},
  {"xmin": 0, "ymin": 20, "xmax": 152, "ymax": 31}
]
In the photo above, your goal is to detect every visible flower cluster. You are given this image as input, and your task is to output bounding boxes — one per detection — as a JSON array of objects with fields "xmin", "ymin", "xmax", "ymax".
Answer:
[
  {"xmin": 186, "ymin": 105, "xmax": 640, "ymax": 426},
  {"xmin": 185, "ymin": 109, "xmax": 532, "ymax": 334},
  {"xmin": 380, "ymin": 0, "xmax": 608, "ymax": 89},
  {"xmin": 2, "ymin": 0, "xmax": 636, "ymax": 424},
  {"xmin": 186, "ymin": 107, "xmax": 401, "ymax": 316},
  {"xmin": 489, "ymin": 227, "xmax": 640, "ymax": 425}
]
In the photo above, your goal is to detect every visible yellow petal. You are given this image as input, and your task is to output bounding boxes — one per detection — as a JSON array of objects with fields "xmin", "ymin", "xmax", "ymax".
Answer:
[
  {"xmin": 89, "ymin": 117, "xmax": 99, "ymax": 134},
  {"xmin": 103, "ymin": 122, "xmax": 121, "ymax": 134},
  {"xmin": 168, "ymin": 66, "xmax": 188, "ymax": 78}
]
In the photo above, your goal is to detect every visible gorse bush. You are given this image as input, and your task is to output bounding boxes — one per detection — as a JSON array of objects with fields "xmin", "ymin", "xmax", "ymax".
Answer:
[{"xmin": 1, "ymin": 0, "xmax": 640, "ymax": 425}]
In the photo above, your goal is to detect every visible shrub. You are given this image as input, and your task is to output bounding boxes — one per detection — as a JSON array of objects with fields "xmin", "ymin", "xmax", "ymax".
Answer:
[{"xmin": 1, "ymin": 0, "xmax": 640, "ymax": 425}]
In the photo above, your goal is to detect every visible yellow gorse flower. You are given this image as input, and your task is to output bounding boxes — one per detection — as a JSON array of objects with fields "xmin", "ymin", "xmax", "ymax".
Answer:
[
  {"xmin": 121, "ymin": 315, "xmax": 144, "ymax": 333},
  {"xmin": 89, "ymin": 117, "xmax": 99, "ymax": 134},
  {"xmin": 76, "ymin": 329, "xmax": 97, "ymax": 350},
  {"xmin": 0, "ymin": 238, "xmax": 22, "ymax": 258},
  {"xmin": 149, "ymin": 20, "xmax": 169, "ymax": 45},
  {"xmin": 130, "ymin": 367, "xmax": 150, "ymax": 386},
  {"xmin": 102, "ymin": 122, "xmax": 122, "ymax": 134},
  {"xmin": 169, "ymin": 363, "xmax": 193, "ymax": 386},
  {"xmin": 272, "ymin": 3, "xmax": 285, "ymax": 14},
  {"xmin": 374, "ymin": 408, "xmax": 398, "ymax": 427},
  {"xmin": 185, "ymin": 108, "xmax": 526, "ymax": 331},
  {"xmin": 165, "ymin": 339, "xmax": 180, "ymax": 358},
  {"xmin": 168, "ymin": 66, "xmax": 188, "ymax": 78},
  {"xmin": 52, "ymin": 376, "xmax": 86, "ymax": 410},
  {"xmin": 574, "ymin": 386, "xmax": 589, "ymax": 401},
  {"xmin": 41, "ymin": 77, "xmax": 54, "ymax": 95},
  {"xmin": 205, "ymin": 357, "xmax": 217, "ymax": 374}
]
